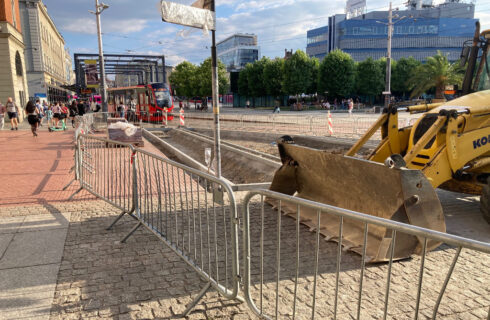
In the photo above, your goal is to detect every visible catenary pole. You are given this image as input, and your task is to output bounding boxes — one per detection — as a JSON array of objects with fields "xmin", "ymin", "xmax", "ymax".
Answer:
[
  {"xmin": 384, "ymin": 2, "xmax": 393, "ymax": 109},
  {"xmin": 95, "ymin": 0, "xmax": 108, "ymax": 113},
  {"xmin": 211, "ymin": 0, "xmax": 221, "ymax": 178}
]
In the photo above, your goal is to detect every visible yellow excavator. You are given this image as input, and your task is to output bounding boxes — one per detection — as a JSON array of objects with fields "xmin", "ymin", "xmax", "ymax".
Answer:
[{"xmin": 269, "ymin": 23, "xmax": 490, "ymax": 262}]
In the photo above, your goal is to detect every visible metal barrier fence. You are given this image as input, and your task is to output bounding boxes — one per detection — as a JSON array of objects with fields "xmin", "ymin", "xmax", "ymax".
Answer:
[
  {"xmin": 73, "ymin": 133, "xmax": 239, "ymax": 316},
  {"xmin": 70, "ymin": 116, "xmax": 489, "ymax": 318},
  {"xmin": 242, "ymin": 190, "xmax": 490, "ymax": 320},
  {"xmin": 176, "ymin": 113, "xmax": 417, "ymax": 140}
]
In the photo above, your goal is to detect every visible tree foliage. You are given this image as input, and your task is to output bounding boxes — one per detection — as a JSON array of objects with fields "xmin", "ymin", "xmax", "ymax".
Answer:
[
  {"xmin": 356, "ymin": 57, "xmax": 384, "ymax": 101},
  {"xmin": 392, "ymin": 57, "xmax": 421, "ymax": 97},
  {"xmin": 282, "ymin": 50, "xmax": 316, "ymax": 96},
  {"xmin": 248, "ymin": 57, "xmax": 269, "ymax": 97},
  {"xmin": 196, "ymin": 57, "xmax": 229, "ymax": 96},
  {"xmin": 408, "ymin": 51, "xmax": 463, "ymax": 99},
  {"xmin": 318, "ymin": 49, "xmax": 355, "ymax": 98},
  {"xmin": 169, "ymin": 61, "xmax": 198, "ymax": 97},
  {"xmin": 238, "ymin": 63, "xmax": 253, "ymax": 97},
  {"xmin": 263, "ymin": 58, "xmax": 284, "ymax": 97}
]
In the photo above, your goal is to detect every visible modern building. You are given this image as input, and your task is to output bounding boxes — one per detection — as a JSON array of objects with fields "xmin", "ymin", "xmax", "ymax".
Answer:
[
  {"xmin": 306, "ymin": 26, "xmax": 329, "ymax": 60},
  {"xmin": 217, "ymin": 33, "xmax": 260, "ymax": 71},
  {"xmin": 306, "ymin": 0, "xmax": 477, "ymax": 62},
  {"xmin": 19, "ymin": 0, "xmax": 73, "ymax": 103},
  {"xmin": 0, "ymin": 0, "xmax": 29, "ymax": 113}
]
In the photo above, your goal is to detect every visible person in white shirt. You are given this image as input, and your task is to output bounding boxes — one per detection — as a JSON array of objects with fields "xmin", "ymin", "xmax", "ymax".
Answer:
[{"xmin": 5, "ymin": 97, "xmax": 19, "ymax": 130}]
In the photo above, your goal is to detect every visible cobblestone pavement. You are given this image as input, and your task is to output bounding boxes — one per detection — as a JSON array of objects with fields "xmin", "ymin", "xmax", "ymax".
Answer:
[{"xmin": 1, "ymin": 123, "xmax": 489, "ymax": 319}]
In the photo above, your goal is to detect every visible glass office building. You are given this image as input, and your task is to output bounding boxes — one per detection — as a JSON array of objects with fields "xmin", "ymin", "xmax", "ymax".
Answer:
[
  {"xmin": 306, "ymin": 1, "xmax": 477, "ymax": 62},
  {"xmin": 217, "ymin": 34, "xmax": 260, "ymax": 71},
  {"xmin": 306, "ymin": 26, "xmax": 329, "ymax": 60}
]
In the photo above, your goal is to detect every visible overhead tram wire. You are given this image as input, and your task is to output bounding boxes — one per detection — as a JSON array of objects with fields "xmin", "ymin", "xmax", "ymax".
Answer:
[{"xmin": 100, "ymin": 2, "xmax": 490, "ymax": 60}]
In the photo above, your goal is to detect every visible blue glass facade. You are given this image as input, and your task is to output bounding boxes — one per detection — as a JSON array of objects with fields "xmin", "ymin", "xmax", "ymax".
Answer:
[
  {"xmin": 306, "ymin": 26, "xmax": 329, "ymax": 60},
  {"xmin": 338, "ymin": 17, "xmax": 477, "ymax": 61},
  {"xmin": 306, "ymin": 2, "xmax": 477, "ymax": 62}
]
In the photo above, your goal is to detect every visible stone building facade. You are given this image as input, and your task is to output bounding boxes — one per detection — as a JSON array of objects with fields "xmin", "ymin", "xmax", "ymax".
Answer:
[
  {"xmin": 19, "ymin": 0, "xmax": 72, "ymax": 103},
  {"xmin": 0, "ymin": 0, "xmax": 29, "ymax": 116}
]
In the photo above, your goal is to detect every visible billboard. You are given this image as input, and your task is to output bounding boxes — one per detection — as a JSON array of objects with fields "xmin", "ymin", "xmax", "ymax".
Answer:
[
  {"xmin": 84, "ymin": 59, "xmax": 99, "ymax": 88},
  {"xmin": 346, "ymin": 0, "xmax": 366, "ymax": 19}
]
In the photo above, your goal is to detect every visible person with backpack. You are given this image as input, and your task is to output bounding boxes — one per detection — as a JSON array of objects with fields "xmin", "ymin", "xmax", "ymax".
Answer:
[
  {"xmin": 25, "ymin": 101, "xmax": 40, "ymax": 136},
  {"xmin": 5, "ymin": 97, "xmax": 19, "ymax": 130}
]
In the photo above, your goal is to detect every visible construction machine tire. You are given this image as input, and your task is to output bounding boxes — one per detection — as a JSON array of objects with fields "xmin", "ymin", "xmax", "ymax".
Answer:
[{"xmin": 481, "ymin": 178, "xmax": 490, "ymax": 224}]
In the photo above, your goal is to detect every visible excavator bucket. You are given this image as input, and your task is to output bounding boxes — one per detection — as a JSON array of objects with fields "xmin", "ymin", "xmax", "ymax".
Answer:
[{"xmin": 269, "ymin": 138, "xmax": 446, "ymax": 263}]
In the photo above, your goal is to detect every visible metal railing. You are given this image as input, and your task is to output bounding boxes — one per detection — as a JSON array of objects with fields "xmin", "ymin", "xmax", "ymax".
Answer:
[
  {"xmin": 72, "ymin": 133, "xmax": 239, "ymax": 316},
  {"xmin": 69, "ymin": 114, "xmax": 489, "ymax": 319},
  {"xmin": 242, "ymin": 190, "xmax": 490, "ymax": 320},
  {"xmin": 176, "ymin": 113, "xmax": 417, "ymax": 140}
]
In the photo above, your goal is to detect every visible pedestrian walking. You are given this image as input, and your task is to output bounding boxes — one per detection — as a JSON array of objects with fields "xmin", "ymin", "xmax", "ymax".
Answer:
[
  {"xmin": 46, "ymin": 105, "xmax": 53, "ymax": 127},
  {"xmin": 348, "ymin": 98, "xmax": 354, "ymax": 116},
  {"xmin": 77, "ymin": 100, "xmax": 86, "ymax": 117},
  {"xmin": 69, "ymin": 101, "xmax": 78, "ymax": 127},
  {"xmin": 5, "ymin": 97, "xmax": 19, "ymax": 130},
  {"xmin": 52, "ymin": 102, "xmax": 62, "ymax": 127},
  {"xmin": 25, "ymin": 101, "xmax": 40, "ymax": 137},
  {"xmin": 117, "ymin": 100, "xmax": 126, "ymax": 118},
  {"xmin": 0, "ymin": 101, "xmax": 6, "ymax": 130},
  {"xmin": 60, "ymin": 103, "xmax": 69, "ymax": 127}
]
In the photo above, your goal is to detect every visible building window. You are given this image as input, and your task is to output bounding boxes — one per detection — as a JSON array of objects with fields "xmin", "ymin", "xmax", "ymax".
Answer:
[
  {"xmin": 11, "ymin": 0, "xmax": 17, "ymax": 28},
  {"xmin": 409, "ymin": 26, "xmax": 415, "ymax": 34},
  {"xmin": 15, "ymin": 51, "xmax": 22, "ymax": 76},
  {"xmin": 353, "ymin": 27, "xmax": 359, "ymax": 35}
]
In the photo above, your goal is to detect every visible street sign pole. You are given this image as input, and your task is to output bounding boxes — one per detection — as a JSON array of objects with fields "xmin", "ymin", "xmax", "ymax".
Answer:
[{"xmin": 210, "ymin": 0, "xmax": 221, "ymax": 178}]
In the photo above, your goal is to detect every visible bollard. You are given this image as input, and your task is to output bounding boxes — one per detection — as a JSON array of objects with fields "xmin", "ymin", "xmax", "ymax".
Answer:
[
  {"xmin": 179, "ymin": 108, "xmax": 185, "ymax": 126},
  {"xmin": 164, "ymin": 108, "xmax": 168, "ymax": 126},
  {"xmin": 327, "ymin": 111, "xmax": 334, "ymax": 136}
]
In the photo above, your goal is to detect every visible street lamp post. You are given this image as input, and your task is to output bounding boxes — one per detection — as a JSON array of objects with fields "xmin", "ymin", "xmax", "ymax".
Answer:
[
  {"xmin": 90, "ymin": 0, "xmax": 109, "ymax": 113},
  {"xmin": 210, "ymin": 0, "xmax": 221, "ymax": 178},
  {"xmin": 377, "ymin": 2, "xmax": 405, "ymax": 109}
]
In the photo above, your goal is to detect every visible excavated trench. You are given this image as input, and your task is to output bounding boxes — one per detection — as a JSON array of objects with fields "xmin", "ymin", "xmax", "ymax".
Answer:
[{"xmin": 144, "ymin": 127, "xmax": 375, "ymax": 185}]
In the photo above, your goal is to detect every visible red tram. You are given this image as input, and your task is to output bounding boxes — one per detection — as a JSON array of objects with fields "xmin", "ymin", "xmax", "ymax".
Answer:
[{"xmin": 107, "ymin": 82, "xmax": 174, "ymax": 121}]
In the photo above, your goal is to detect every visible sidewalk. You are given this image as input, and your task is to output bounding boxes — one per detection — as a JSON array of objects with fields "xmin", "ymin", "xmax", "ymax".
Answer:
[{"xmin": 0, "ymin": 127, "xmax": 90, "ymax": 319}]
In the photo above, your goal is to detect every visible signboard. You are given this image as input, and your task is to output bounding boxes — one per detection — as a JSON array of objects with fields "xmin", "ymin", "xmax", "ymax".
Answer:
[
  {"xmin": 81, "ymin": 89, "xmax": 94, "ymax": 94},
  {"xmin": 85, "ymin": 59, "xmax": 99, "ymax": 88},
  {"xmin": 160, "ymin": 0, "xmax": 215, "ymax": 31},
  {"xmin": 346, "ymin": 0, "xmax": 366, "ymax": 19}
]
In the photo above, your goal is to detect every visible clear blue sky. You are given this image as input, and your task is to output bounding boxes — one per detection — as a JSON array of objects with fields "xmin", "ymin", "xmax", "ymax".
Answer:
[{"xmin": 42, "ymin": 0, "xmax": 490, "ymax": 66}]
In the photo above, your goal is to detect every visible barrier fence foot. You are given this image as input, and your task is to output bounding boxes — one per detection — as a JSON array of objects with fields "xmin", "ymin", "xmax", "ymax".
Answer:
[
  {"xmin": 106, "ymin": 209, "xmax": 133, "ymax": 230},
  {"xmin": 67, "ymin": 187, "xmax": 83, "ymax": 200},
  {"xmin": 63, "ymin": 178, "xmax": 76, "ymax": 191},
  {"xmin": 121, "ymin": 221, "xmax": 142, "ymax": 243},
  {"xmin": 182, "ymin": 282, "xmax": 211, "ymax": 317}
]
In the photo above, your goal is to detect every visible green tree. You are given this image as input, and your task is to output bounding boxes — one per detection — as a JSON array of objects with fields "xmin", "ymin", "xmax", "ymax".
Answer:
[
  {"xmin": 196, "ymin": 57, "xmax": 229, "ymax": 97},
  {"xmin": 169, "ymin": 61, "xmax": 198, "ymax": 97},
  {"xmin": 282, "ymin": 50, "xmax": 315, "ymax": 96},
  {"xmin": 248, "ymin": 57, "xmax": 269, "ymax": 98},
  {"xmin": 318, "ymin": 49, "xmax": 355, "ymax": 98},
  {"xmin": 263, "ymin": 58, "xmax": 284, "ymax": 97},
  {"xmin": 306, "ymin": 57, "xmax": 320, "ymax": 94},
  {"xmin": 392, "ymin": 57, "xmax": 421, "ymax": 97},
  {"xmin": 238, "ymin": 63, "xmax": 253, "ymax": 97},
  {"xmin": 408, "ymin": 51, "xmax": 463, "ymax": 99},
  {"xmin": 356, "ymin": 57, "xmax": 384, "ymax": 105}
]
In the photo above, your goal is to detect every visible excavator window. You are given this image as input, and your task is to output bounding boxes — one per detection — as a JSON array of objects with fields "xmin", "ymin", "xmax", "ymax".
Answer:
[{"xmin": 413, "ymin": 115, "xmax": 437, "ymax": 149}]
